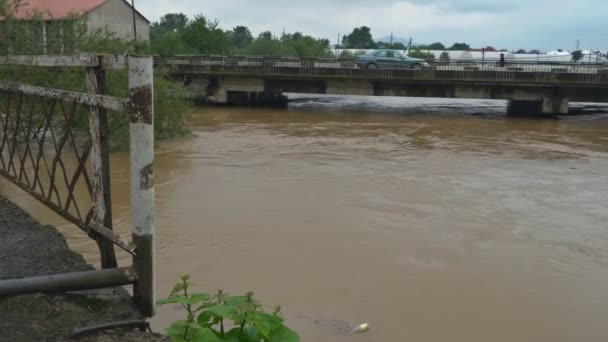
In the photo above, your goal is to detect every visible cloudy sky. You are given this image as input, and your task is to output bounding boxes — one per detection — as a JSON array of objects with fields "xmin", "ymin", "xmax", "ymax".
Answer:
[{"xmin": 137, "ymin": 0, "xmax": 607, "ymax": 51}]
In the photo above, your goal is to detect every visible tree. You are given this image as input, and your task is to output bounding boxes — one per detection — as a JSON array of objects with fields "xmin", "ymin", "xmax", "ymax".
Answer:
[
  {"xmin": 571, "ymin": 50, "xmax": 583, "ymax": 62},
  {"xmin": 528, "ymin": 49, "xmax": 541, "ymax": 54},
  {"xmin": 418, "ymin": 42, "xmax": 446, "ymax": 50},
  {"xmin": 377, "ymin": 41, "xmax": 406, "ymax": 50},
  {"xmin": 151, "ymin": 30, "xmax": 193, "ymax": 55},
  {"xmin": 439, "ymin": 51, "xmax": 450, "ymax": 62},
  {"xmin": 448, "ymin": 43, "xmax": 471, "ymax": 51},
  {"xmin": 240, "ymin": 38, "xmax": 294, "ymax": 56},
  {"xmin": 158, "ymin": 13, "xmax": 188, "ymax": 32},
  {"xmin": 338, "ymin": 50, "xmax": 355, "ymax": 59},
  {"xmin": 181, "ymin": 14, "xmax": 230, "ymax": 54},
  {"xmin": 258, "ymin": 31, "xmax": 273, "ymax": 40},
  {"xmin": 342, "ymin": 26, "xmax": 377, "ymax": 49},
  {"xmin": 151, "ymin": 13, "xmax": 190, "ymax": 53},
  {"xmin": 514, "ymin": 49, "xmax": 527, "ymax": 54},
  {"xmin": 227, "ymin": 26, "xmax": 253, "ymax": 49},
  {"xmin": 288, "ymin": 35, "xmax": 331, "ymax": 57},
  {"xmin": 240, "ymin": 31, "xmax": 331, "ymax": 57},
  {"xmin": 408, "ymin": 50, "xmax": 435, "ymax": 61}
]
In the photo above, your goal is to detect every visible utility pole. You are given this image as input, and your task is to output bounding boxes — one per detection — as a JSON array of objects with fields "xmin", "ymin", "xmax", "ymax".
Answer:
[
  {"xmin": 390, "ymin": 32, "xmax": 394, "ymax": 45},
  {"xmin": 336, "ymin": 32, "xmax": 341, "ymax": 55},
  {"xmin": 576, "ymin": 39, "xmax": 580, "ymax": 51},
  {"xmin": 131, "ymin": 0, "xmax": 138, "ymax": 43}
]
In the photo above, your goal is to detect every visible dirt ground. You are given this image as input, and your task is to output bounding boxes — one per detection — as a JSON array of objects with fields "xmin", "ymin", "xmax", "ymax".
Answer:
[{"xmin": 0, "ymin": 196, "xmax": 169, "ymax": 342}]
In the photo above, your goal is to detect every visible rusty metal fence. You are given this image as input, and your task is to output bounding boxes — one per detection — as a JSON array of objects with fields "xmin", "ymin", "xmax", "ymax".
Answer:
[
  {"xmin": 0, "ymin": 54, "xmax": 155, "ymax": 317},
  {"xmin": 156, "ymin": 55, "xmax": 608, "ymax": 84}
]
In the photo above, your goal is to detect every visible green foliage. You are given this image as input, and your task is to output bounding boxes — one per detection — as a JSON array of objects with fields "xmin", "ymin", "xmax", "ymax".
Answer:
[
  {"xmin": 571, "ymin": 50, "xmax": 583, "ymax": 62},
  {"xmin": 427, "ymin": 42, "xmax": 446, "ymax": 50},
  {"xmin": 342, "ymin": 26, "xmax": 377, "ymax": 49},
  {"xmin": 377, "ymin": 41, "xmax": 406, "ymax": 50},
  {"xmin": 448, "ymin": 42, "xmax": 471, "ymax": 51},
  {"xmin": 0, "ymin": 8, "xmax": 190, "ymax": 146},
  {"xmin": 514, "ymin": 49, "xmax": 527, "ymax": 54},
  {"xmin": 337, "ymin": 50, "xmax": 355, "ymax": 59},
  {"xmin": 227, "ymin": 26, "xmax": 253, "ymax": 49},
  {"xmin": 439, "ymin": 51, "xmax": 450, "ymax": 62},
  {"xmin": 181, "ymin": 15, "xmax": 231, "ymax": 55},
  {"xmin": 158, "ymin": 276, "xmax": 300, "ymax": 342},
  {"xmin": 149, "ymin": 14, "xmax": 330, "ymax": 58},
  {"xmin": 238, "ymin": 38, "xmax": 295, "ymax": 57},
  {"xmin": 408, "ymin": 50, "xmax": 436, "ymax": 61}
]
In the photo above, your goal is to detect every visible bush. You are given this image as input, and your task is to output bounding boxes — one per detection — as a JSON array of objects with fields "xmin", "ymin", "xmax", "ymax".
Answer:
[
  {"xmin": 0, "ymin": 9, "xmax": 191, "ymax": 146},
  {"xmin": 158, "ymin": 276, "xmax": 300, "ymax": 342},
  {"xmin": 408, "ymin": 50, "xmax": 436, "ymax": 62}
]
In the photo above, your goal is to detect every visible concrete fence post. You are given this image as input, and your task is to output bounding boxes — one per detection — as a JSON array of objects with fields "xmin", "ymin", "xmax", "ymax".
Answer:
[{"xmin": 128, "ymin": 56, "xmax": 155, "ymax": 317}]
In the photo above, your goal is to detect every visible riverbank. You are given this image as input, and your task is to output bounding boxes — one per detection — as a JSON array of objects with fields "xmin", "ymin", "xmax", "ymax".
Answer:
[{"xmin": 0, "ymin": 196, "xmax": 168, "ymax": 341}]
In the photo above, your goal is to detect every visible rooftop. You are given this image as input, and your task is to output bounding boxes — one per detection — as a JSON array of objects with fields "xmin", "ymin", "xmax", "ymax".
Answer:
[{"xmin": 5, "ymin": 0, "xmax": 149, "ymax": 22}]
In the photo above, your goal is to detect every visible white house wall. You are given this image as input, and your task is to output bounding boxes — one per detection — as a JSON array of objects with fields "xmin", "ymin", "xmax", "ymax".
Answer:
[{"xmin": 86, "ymin": 0, "xmax": 150, "ymax": 41}]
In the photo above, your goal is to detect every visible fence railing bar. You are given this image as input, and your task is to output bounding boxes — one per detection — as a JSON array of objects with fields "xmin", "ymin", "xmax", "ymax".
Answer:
[
  {"xmin": 0, "ymin": 168, "xmax": 136, "ymax": 254},
  {"xmin": 87, "ymin": 61, "xmax": 118, "ymax": 269},
  {"xmin": 0, "ymin": 54, "xmax": 125, "ymax": 69},
  {"xmin": 0, "ymin": 83, "xmax": 128, "ymax": 112}
]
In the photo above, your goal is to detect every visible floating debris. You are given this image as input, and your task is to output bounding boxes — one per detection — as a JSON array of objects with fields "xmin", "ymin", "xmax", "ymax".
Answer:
[{"xmin": 350, "ymin": 323, "xmax": 370, "ymax": 334}]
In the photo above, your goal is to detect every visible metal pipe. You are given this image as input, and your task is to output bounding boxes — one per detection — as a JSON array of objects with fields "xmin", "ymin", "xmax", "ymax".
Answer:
[
  {"xmin": 70, "ymin": 320, "xmax": 150, "ymax": 338},
  {"xmin": 0, "ymin": 267, "xmax": 136, "ymax": 297}
]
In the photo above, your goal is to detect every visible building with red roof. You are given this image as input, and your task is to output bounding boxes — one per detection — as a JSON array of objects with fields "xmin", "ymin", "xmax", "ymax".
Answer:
[{"xmin": 4, "ymin": 0, "xmax": 150, "ymax": 42}]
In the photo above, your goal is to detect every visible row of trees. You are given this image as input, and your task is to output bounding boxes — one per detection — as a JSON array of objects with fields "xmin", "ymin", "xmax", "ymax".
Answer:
[
  {"xmin": 150, "ymin": 16, "xmax": 478, "ymax": 57},
  {"xmin": 338, "ymin": 26, "xmax": 471, "ymax": 51},
  {"xmin": 150, "ymin": 13, "xmax": 332, "ymax": 57}
]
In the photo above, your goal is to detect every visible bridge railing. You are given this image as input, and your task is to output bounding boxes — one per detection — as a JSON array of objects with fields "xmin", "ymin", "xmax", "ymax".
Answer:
[
  {"xmin": 0, "ymin": 54, "xmax": 156, "ymax": 317},
  {"xmin": 156, "ymin": 55, "xmax": 608, "ymax": 84}
]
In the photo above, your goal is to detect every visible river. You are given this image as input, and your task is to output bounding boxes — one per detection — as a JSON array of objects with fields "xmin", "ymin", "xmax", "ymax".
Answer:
[{"xmin": 2, "ymin": 96, "xmax": 608, "ymax": 341}]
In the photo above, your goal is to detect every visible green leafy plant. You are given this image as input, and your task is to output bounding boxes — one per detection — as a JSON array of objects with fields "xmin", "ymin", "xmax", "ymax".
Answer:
[{"xmin": 158, "ymin": 276, "xmax": 300, "ymax": 342}]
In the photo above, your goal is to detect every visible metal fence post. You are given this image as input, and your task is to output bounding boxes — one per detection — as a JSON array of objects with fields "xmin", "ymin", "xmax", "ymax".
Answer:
[
  {"xmin": 86, "ymin": 60, "xmax": 118, "ymax": 269},
  {"xmin": 128, "ymin": 56, "xmax": 155, "ymax": 317}
]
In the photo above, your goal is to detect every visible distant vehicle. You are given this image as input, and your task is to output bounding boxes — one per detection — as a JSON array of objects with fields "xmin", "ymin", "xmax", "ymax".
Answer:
[{"xmin": 355, "ymin": 49, "xmax": 429, "ymax": 69}]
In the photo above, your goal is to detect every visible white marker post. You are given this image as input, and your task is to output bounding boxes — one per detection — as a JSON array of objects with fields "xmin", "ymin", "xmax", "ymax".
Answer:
[{"xmin": 128, "ymin": 56, "xmax": 155, "ymax": 317}]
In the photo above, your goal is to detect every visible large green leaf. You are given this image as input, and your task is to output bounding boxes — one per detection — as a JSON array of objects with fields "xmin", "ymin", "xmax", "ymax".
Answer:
[
  {"xmin": 197, "ymin": 310, "xmax": 222, "ymax": 327},
  {"xmin": 165, "ymin": 321, "xmax": 189, "ymax": 338},
  {"xmin": 184, "ymin": 293, "xmax": 211, "ymax": 305},
  {"xmin": 189, "ymin": 327, "xmax": 223, "ymax": 342},
  {"xmin": 255, "ymin": 313, "xmax": 284, "ymax": 330},
  {"xmin": 268, "ymin": 326, "xmax": 300, "ymax": 342},
  {"xmin": 222, "ymin": 296, "xmax": 248, "ymax": 305},
  {"xmin": 158, "ymin": 295, "xmax": 185, "ymax": 306},
  {"xmin": 206, "ymin": 304, "xmax": 240, "ymax": 321},
  {"xmin": 158, "ymin": 294, "xmax": 210, "ymax": 306},
  {"xmin": 224, "ymin": 327, "xmax": 260, "ymax": 342},
  {"xmin": 248, "ymin": 312, "xmax": 282, "ymax": 339}
]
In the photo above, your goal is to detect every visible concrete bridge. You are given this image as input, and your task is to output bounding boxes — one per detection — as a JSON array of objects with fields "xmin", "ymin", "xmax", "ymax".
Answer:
[{"xmin": 158, "ymin": 56, "xmax": 608, "ymax": 115}]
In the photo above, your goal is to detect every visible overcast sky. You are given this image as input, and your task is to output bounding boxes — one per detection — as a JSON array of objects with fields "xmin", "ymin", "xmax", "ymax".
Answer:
[{"xmin": 137, "ymin": 0, "xmax": 607, "ymax": 51}]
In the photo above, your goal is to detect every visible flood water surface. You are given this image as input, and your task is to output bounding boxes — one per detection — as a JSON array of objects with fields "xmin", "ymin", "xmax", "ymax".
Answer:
[{"xmin": 2, "ymin": 97, "xmax": 608, "ymax": 341}]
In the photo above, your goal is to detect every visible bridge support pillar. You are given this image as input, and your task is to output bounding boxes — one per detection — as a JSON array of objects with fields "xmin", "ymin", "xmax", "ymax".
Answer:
[
  {"xmin": 542, "ymin": 96, "xmax": 569, "ymax": 115},
  {"xmin": 508, "ymin": 97, "xmax": 569, "ymax": 117}
]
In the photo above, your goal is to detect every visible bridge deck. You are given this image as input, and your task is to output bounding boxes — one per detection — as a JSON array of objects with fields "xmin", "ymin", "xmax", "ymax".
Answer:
[{"xmin": 158, "ymin": 56, "xmax": 608, "ymax": 85}]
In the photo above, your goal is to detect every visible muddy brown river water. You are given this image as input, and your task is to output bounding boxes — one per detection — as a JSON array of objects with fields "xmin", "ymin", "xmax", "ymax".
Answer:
[{"xmin": 2, "ymin": 96, "xmax": 608, "ymax": 341}]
